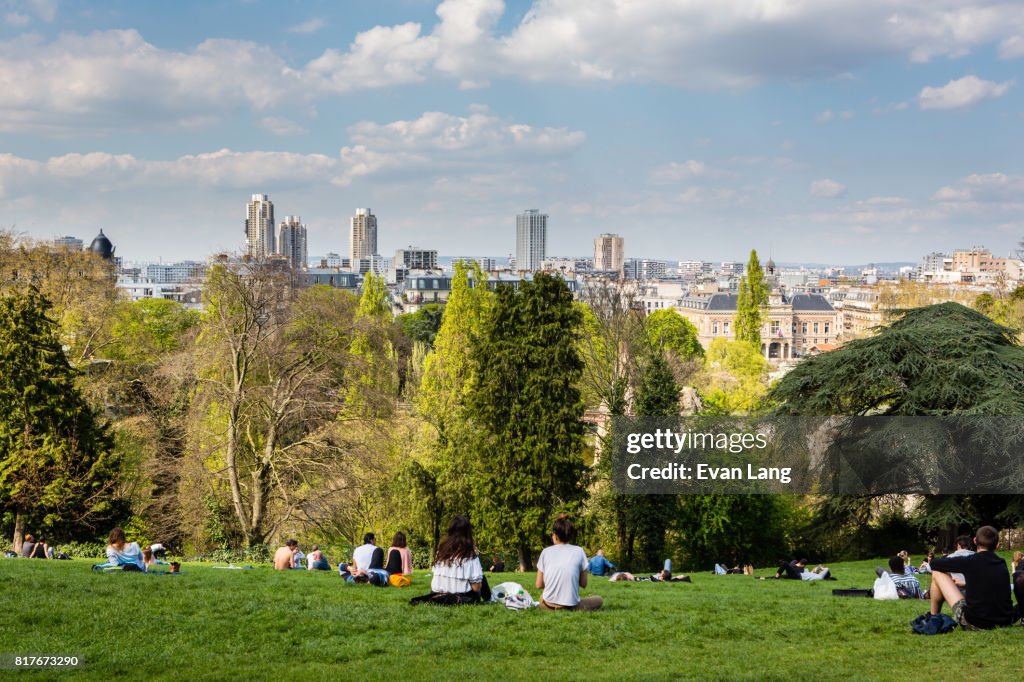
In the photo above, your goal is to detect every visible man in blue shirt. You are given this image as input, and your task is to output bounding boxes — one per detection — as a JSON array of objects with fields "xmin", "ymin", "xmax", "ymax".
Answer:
[{"xmin": 589, "ymin": 549, "xmax": 615, "ymax": 576}]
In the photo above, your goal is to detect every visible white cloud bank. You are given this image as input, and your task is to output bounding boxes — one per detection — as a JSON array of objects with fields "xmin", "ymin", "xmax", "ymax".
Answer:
[
  {"xmin": 810, "ymin": 179, "xmax": 847, "ymax": 198},
  {"xmin": 3, "ymin": 0, "xmax": 1024, "ymax": 132}
]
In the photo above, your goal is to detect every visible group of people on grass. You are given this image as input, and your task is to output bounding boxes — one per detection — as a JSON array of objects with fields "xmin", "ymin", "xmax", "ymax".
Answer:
[
  {"xmin": 18, "ymin": 534, "xmax": 58, "ymax": 559},
  {"xmin": 273, "ymin": 531, "xmax": 414, "ymax": 587}
]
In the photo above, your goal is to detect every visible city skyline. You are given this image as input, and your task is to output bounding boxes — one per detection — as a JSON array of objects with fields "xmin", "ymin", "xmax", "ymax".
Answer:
[{"xmin": 1, "ymin": 1, "xmax": 1022, "ymax": 263}]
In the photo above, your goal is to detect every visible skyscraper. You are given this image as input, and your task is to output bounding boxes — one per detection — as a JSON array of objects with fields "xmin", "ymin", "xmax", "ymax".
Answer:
[
  {"xmin": 350, "ymin": 208, "xmax": 378, "ymax": 261},
  {"xmin": 515, "ymin": 209, "xmax": 547, "ymax": 272},
  {"xmin": 593, "ymin": 233, "xmax": 625, "ymax": 274},
  {"xmin": 245, "ymin": 193, "xmax": 275, "ymax": 258},
  {"xmin": 277, "ymin": 216, "xmax": 308, "ymax": 270}
]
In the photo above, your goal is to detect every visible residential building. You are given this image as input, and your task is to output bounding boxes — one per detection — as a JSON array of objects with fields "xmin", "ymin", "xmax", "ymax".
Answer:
[
  {"xmin": 300, "ymin": 269, "xmax": 359, "ymax": 291},
  {"xmin": 593, "ymin": 233, "xmax": 625, "ymax": 274},
  {"xmin": 515, "ymin": 209, "xmax": 547, "ymax": 272},
  {"xmin": 144, "ymin": 261, "xmax": 206, "ymax": 283},
  {"xmin": 394, "ymin": 246, "xmax": 438, "ymax": 271},
  {"xmin": 276, "ymin": 216, "xmax": 308, "ymax": 270},
  {"xmin": 639, "ymin": 259, "xmax": 667, "ymax": 281},
  {"xmin": 350, "ymin": 208, "xmax": 378, "ymax": 261},
  {"xmin": 245, "ymin": 194, "xmax": 275, "ymax": 258}
]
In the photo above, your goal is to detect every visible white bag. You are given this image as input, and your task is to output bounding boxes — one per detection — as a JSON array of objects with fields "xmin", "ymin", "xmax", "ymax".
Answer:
[
  {"xmin": 491, "ymin": 581, "xmax": 525, "ymax": 602},
  {"xmin": 873, "ymin": 572, "xmax": 898, "ymax": 600},
  {"xmin": 504, "ymin": 591, "xmax": 538, "ymax": 610}
]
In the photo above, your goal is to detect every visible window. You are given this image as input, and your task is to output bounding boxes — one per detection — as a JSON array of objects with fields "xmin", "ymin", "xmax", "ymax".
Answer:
[
  {"xmin": 432, "ymin": 279, "xmax": 439, "ymax": 289},
  {"xmin": 724, "ymin": 321, "xmax": 730, "ymax": 334},
  {"xmin": 824, "ymin": 322, "xmax": 830, "ymax": 334},
  {"xmin": 801, "ymin": 322, "xmax": 808, "ymax": 334},
  {"xmin": 813, "ymin": 322, "xmax": 819, "ymax": 334},
  {"xmin": 770, "ymin": 321, "xmax": 781, "ymax": 336},
  {"xmin": 712, "ymin": 321, "xmax": 719, "ymax": 335}
]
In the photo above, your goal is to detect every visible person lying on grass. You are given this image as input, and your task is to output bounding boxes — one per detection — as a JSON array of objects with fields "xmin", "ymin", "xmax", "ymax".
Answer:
[
  {"xmin": 928, "ymin": 525, "xmax": 1015, "ymax": 631},
  {"xmin": 875, "ymin": 555, "xmax": 925, "ymax": 599},
  {"xmin": 409, "ymin": 515, "xmax": 488, "ymax": 605},
  {"xmin": 775, "ymin": 558, "xmax": 832, "ymax": 581},
  {"xmin": 106, "ymin": 527, "xmax": 147, "ymax": 572},
  {"xmin": 536, "ymin": 514, "xmax": 603, "ymax": 611}
]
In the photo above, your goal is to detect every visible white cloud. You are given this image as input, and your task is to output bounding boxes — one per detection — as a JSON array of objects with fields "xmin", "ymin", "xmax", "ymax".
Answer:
[
  {"xmin": 257, "ymin": 116, "xmax": 308, "ymax": 136},
  {"xmin": 650, "ymin": 160, "xmax": 710, "ymax": 183},
  {"xmin": 287, "ymin": 18, "xmax": 326, "ymax": 34},
  {"xmin": 918, "ymin": 75, "xmax": 1014, "ymax": 110},
  {"xmin": 816, "ymin": 110, "xmax": 834, "ymax": 123},
  {"xmin": 336, "ymin": 107, "xmax": 585, "ymax": 185},
  {"xmin": 810, "ymin": 179, "xmax": 847, "ymax": 198},
  {"xmin": 5, "ymin": 2, "xmax": 1024, "ymax": 132},
  {"xmin": 934, "ymin": 172, "xmax": 1024, "ymax": 203},
  {"xmin": 4, "ymin": 12, "xmax": 29, "ymax": 26}
]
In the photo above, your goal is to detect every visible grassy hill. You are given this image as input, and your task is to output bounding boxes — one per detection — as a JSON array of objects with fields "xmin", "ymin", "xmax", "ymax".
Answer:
[{"xmin": 1, "ymin": 556, "xmax": 1020, "ymax": 680}]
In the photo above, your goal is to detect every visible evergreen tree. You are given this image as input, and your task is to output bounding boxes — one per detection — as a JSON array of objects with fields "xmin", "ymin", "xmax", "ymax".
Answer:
[
  {"xmin": 630, "ymin": 352, "xmax": 681, "ymax": 569},
  {"xmin": 0, "ymin": 292, "xmax": 120, "ymax": 549},
  {"xmin": 462, "ymin": 273, "xmax": 587, "ymax": 570},
  {"xmin": 734, "ymin": 249, "xmax": 769, "ymax": 344}
]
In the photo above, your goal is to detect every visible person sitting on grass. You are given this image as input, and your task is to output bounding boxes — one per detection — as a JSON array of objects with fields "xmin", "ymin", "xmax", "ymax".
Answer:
[
  {"xmin": 898, "ymin": 551, "xmax": 917, "ymax": 574},
  {"xmin": 945, "ymin": 535, "xmax": 975, "ymax": 591},
  {"xmin": 352, "ymin": 533, "xmax": 382, "ymax": 573},
  {"xmin": 588, "ymin": 549, "xmax": 615, "ymax": 577},
  {"xmin": 385, "ymin": 532, "xmax": 413, "ymax": 576},
  {"xmin": 27, "ymin": 536, "xmax": 53, "ymax": 559},
  {"xmin": 307, "ymin": 545, "xmax": 330, "ymax": 571},
  {"xmin": 928, "ymin": 525, "xmax": 1015, "ymax": 630},
  {"xmin": 273, "ymin": 539, "xmax": 299, "ymax": 570},
  {"xmin": 536, "ymin": 515, "xmax": 603, "ymax": 612},
  {"xmin": 106, "ymin": 527, "xmax": 147, "ymax": 572},
  {"xmin": 876, "ymin": 555, "xmax": 925, "ymax": 599},
  {"xmin": 1011, "ymin": 550, "xmax": 1022, "ymax": 577},
  {"xmin": 489, "ymin": 555, "xmax": 505, "ymax": 573},
  {"xmin": 775, "ymin": 558, "xmax": 832, "ymax": 581},
  {"xmin": 409, "ymin": 515, "xmax": 488, "ymax": 605},
  {"xmin": 20, "ymin": 534, "xmax": 37, "ymax": 558},
  {"xmin": 919, "ymin": 551, "xmax": 935, "ymax": 574},
  {"xmin": 609, "ymin": 571, "xmax": 636, "ymax": 581}
]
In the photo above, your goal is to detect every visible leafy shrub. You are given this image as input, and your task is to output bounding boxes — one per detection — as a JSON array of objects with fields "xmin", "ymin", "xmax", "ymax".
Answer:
[{"xmin": 59, "ymin": 541, "xmax": 107, "ymax": 559}]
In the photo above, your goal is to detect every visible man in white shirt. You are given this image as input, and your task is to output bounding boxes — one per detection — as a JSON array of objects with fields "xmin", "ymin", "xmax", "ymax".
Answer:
[
  {"xmin": 351, "ymin": 532, "xmax": 379, "ymax": 573},
  {"xmin": 536, "ymin": 515, "xmax": 603, "ymax": 611}
]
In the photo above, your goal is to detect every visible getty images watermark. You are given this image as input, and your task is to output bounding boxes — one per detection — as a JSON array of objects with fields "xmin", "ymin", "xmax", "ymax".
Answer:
[{"xmin": 610, "ymin": 416, "xmax": 1024, "ymax": 495}]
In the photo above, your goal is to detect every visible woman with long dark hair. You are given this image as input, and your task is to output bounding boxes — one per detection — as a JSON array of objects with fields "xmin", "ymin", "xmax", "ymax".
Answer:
[{"xmin": 410, "ymin": 516, "xmax": 489, "ymax": 605}]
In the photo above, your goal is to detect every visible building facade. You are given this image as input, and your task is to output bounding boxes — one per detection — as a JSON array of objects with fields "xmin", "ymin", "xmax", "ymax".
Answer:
[
  {"xmin": 350, "ymin": 208, "xmax": 378, "ymax": 261},
  {"xmin": 276, "ymin": 216, "xmax": 308, "ymax": 270},
  {"xmin": 245, "ymin": 193, "xmax": 275, "ymax": 258},
  {"xmin": 394, "ymin": 246, "xmax": 438, "ymax": 271},
  {"xmin": 515, "ymin": 209, "xmax": 547, "ymax": 272},
  {"xmin": 593, "ymin": 233, "xmax": 625, "ymax": 274},
  {"xmin": 675, "ymin": 292, "xmax": 838, "ymax": 361}
]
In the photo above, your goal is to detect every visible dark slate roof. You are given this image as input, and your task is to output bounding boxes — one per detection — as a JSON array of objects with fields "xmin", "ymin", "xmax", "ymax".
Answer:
[
  {"xmin": 789, "ymin": 294, "xmax": 834, "ymax": 311},
  {"xmin": 88, "ymin": 229, "xmax": 114, "ymax": 260},
  {"xmin": 705, "ymin": 293, "xmax": 739, "ymax": 311}
]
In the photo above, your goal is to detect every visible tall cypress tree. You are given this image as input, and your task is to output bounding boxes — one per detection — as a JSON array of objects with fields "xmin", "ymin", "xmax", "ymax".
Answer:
[
  {"xmin": 734, "ymin": 249, "xmax": 769, "ymax": 345},
  {"xmin": 463, "ymin": 273, "xmax": 587, "ymax": 571},
  {"xmin": 0, "ymin": 291, "xmax": 119, "ymax": 547},
  {"xmin": 631, "ymin": 352, "xmax": 681, "ymax": 570}
]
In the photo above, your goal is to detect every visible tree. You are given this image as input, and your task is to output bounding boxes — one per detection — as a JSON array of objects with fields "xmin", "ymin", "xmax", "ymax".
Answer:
[
  {"xmin": 629, "ymin": 352, "xmax": 681, "ymax": 569},
  {"xmin": 698, "ymin": 338, "xmax": 771, "ymax": 414},
  {"xmin": 462, "ymin": 273, "xmax": 587, "ymax": 570},
  {"xmin": 645, "ymin": 309, "xmax": 703, "ymax": 361},
  {"xmin": 397, "ymin": 304, "xmax": 444, "ymax": 347},
  {"xmin": 0, "ymin": 292, "xmax": 121, "ymax": 550},
  {"xmin": 770, "ymin": 302, "xmax": 1024, "ymax": 550},
  {"xmin": 192, "ymin": 264, "xmax": 364, "ymax": 547},
  {"xmin": 734, "ymin": 249, "xmax": 769, "ymax": 344}
]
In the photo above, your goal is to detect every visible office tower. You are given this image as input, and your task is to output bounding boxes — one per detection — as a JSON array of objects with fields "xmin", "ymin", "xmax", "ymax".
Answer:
[
  {"xmin": 350, "ymin": 208, "xmax": 378, "ymax": 261},
  {"xmin": 394, "ymin": 246, "xmax": 438, "ymax": 271},
  {"xmin": 515, "ymin": 209, "xmax": 547, "ymax": 272},
  {"xmin": 245, "ymin": 193, "xmax": 275, "ymax": 258},
  {"xmin": 277, "ymin": 216, "xmax": 308, "ymax": 270},
  {"xmin": 639, "ymin": 259, "xmax": 667, "ymax": 280},
  {"xmin": 593, "ymin": 233, "xmax": 625, "ymax": 273}
]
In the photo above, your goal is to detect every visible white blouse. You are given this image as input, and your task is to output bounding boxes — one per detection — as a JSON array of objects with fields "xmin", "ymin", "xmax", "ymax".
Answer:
[{"xmin": 431, "ymin": 556, "xmax": 484, "ymax": 593}]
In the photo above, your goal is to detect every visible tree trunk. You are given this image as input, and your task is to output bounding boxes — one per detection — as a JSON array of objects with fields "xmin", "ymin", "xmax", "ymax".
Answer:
[
  {"xmin": 517, "ymin": 544, "xmax": 533, "ymax": 572},
  {"xmin": 13, "ymin": 510, "xmax": 25, "ymax": 554}
]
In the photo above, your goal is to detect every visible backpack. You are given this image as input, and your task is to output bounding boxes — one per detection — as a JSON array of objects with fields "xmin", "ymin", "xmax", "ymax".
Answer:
[{"xmin": 911, "ymin": 613, "xmax": 957, "ymax": 635}]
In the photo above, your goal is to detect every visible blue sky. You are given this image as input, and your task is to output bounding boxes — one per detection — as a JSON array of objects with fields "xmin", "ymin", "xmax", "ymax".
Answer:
[{"xmin": 1, "ymin": 0, "xmax": 1022, "ymax": 263}]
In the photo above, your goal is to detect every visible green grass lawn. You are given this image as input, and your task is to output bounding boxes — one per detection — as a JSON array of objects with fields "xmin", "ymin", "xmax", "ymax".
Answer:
[{"xmin": 1, "ymin": 556, "xmax": 1020, "ymax": 680}]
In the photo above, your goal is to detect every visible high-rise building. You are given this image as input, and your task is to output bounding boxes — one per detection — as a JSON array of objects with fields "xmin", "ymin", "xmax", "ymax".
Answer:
[
  {"xmin": 276, "ymin": 216, "xmax": 308, "ymax": 270},
  {"xmin": 593, "ymin": 233, "xmax": 625, "ymax": 274},
  {"xmin": 515, "ymin": 209, "xmax": 547, "ymax": 272},
  {"xmin": 245, "ymin": 194, "xmax": 275, "ymax": 258},
  {"xmin": 350, "ymin": 208, "xmax": 378, "ymax": 261}
]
